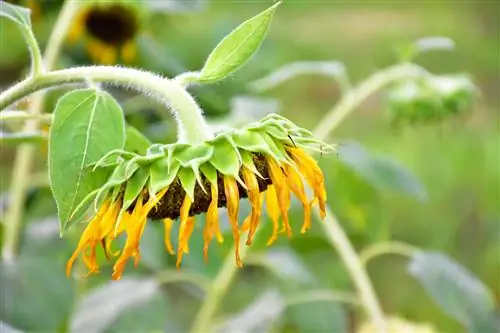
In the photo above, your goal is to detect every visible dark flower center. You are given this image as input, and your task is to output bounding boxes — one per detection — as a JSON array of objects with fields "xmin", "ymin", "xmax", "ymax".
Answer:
[
  {"xmin": 84, "ymin": 5, "xmax": 138, "ymax": 46},
  {"xmin": 147, "ymin": 153, "xmax": 273, "ymax": 220}
]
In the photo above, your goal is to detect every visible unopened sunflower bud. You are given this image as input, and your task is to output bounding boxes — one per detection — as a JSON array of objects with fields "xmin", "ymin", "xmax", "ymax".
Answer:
[
  {"xmin": 386, "ymin": 74, "xmax": 476, "ymax": 125},
  {"xmin": 66, "ymin": 114, "xmax": 335, "ymax": 280}
]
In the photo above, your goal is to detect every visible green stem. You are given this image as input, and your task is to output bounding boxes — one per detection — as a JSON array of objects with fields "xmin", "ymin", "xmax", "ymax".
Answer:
[
  {"xmin": 189, "ymin": 238, "xmax": 250, "ymax": 333},
  {"xmin": 359, "ymin": 241, "xmax": 419, "ymax": 267},
  {"xmin": 310, "ymin": 63, "xmax": 428, "ymax": 332},
  {"xmin": 317, "ymin": 209, "xmax": 386, "ymax": 331},
  {"xmin": 1, "ymin": 0, "xmax": 82, "ymax": 263},
  {"xmin": 21, "ymin": 25, "xmax": 44, "ymax": 76},
  {"xmin": 286, "ymin": 289, "xmax": 360, "ymax": 307},
  {"xmin": 0, "ymin": 66, "xmax": 213, "ymax": 143}
]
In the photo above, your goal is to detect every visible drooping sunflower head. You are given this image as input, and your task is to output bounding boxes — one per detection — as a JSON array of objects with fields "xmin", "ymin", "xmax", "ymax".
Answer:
[
  {"xmin": 67, "ymin": 1, "xmax": 142, "ymax": 64},
  {"xmin": 66, "ymin": 114, "xmax": 334, "ymax": 280}
]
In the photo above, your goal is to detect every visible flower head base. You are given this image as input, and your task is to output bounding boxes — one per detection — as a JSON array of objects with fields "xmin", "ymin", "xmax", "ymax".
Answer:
[
  {"xmin": 66, "ymin": 114, "xmax": 334, "ymax": 280},
  {"xmin": 67, "ymin": 1, "xmax": 142, "ymax": 64}
]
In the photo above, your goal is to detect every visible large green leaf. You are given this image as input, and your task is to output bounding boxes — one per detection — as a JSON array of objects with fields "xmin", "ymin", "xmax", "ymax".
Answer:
[
  {"xmin": 337, "ymin": 141, "xmax": 427, "ymax": 201},
  {"xmin": 408, "ymin": 251, "xmax": 498, "ymax": 332},
  {"xmin": 0, "ymin": 2, "xmax": 31, "ymax": 27},
  {"xmin": 49, "ymin": 89, "xmax": 125, "ymax": 232},
  {"xmin": 197, "ymin": 2, "xmax": 280, "ymax": 83}
]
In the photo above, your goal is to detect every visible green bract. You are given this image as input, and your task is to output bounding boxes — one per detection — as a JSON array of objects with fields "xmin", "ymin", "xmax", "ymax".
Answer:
[{"xmin": 73, "ymin": 114, "xmax": 333, "ymax": 227}]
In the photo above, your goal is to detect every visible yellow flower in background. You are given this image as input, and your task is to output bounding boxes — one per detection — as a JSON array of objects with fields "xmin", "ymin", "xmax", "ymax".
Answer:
[
  {"xmin": 65, "ymin": 114, "xmax": 333, "ymax": 280},
  {"xmin": 67, "ymin": 2, "xmax": 142, "ymax": 64}
]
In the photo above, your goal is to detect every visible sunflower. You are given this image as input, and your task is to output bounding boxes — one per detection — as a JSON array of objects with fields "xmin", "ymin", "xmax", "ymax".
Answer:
[
  {"xmin": 65, "ymin": 114, "xmax": 333, "ymax": 280},
  {"xmin": 67, "ymin": 1, "xmax": 142, "ymax": 64}
]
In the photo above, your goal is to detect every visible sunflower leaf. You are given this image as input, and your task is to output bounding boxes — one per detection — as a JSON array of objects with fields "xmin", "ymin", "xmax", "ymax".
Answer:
[
  {"xmin": 0, "ymin": 2, "xmax": 31, "ymax": 27},
  {"xmin": 197, "ymin": 2, "xmax": 280, "ymax": 83},
  {"xmin": 49, "ymin": 89, "xmax": 125, "ymax": 233},
  {"xmin": 178, "ymin": 167, "xmax": 196, "ymax": 201}
]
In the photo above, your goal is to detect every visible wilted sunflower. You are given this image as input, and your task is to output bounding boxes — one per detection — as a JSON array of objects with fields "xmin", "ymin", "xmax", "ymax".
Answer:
[
  {"xmin": 65, "ymin": 114, "xmax": 333, "ymax": 280},
  {"xmin": 67, "ymin": 1, "xmax": 142, "ymax": 64}
]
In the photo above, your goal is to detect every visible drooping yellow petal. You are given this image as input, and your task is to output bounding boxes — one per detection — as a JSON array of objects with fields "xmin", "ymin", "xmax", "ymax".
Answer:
[
  {"xmin": 267, "ymin": 158, "xmax": 292, "ymax": 237},
  {"xmin": 112, "ymin": 189, "xmax": 167, "ymax": 280},
  {"xmin": 287, "ymin": 147, "xmax": 327, "ymax": 219},
  {"xmin": 265, "ymin": 185, "xmax": 281, "ymax": 245},
  {"xmin": 241, "ymin": 167, "xmax": 262, "ymax": 246},
  {"xmin": 183, "ymin": 217, "xmax": 195, "ymax": 254},
  {"xmin": 204, "ymin": 183, "xmax": 221, "ymax": 261},
  {"xmin": 176, "ymin": 194, "xmax": 192, "ymax": 268},
  {"xmin": 224, "ymin": 176, "xmax": 242, "ymax": 267},
  {"xmin": 163, "ymin": 218, "xmax": 175, "ymax": 255},
  {"xmin": 66, "ymin": 201, "xmax": 110, "ymax": 276},
  {"xmin": 121, "ymin": 41, "xmax": 137, "ymax": 63},
  {"xmin": 284, "ymin": 165, "xmax": 312, "ymax": 233}
]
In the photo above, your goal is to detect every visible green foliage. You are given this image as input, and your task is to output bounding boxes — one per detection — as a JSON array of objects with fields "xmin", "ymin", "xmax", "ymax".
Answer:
[
  {"xmin": 408, "ymin": 251, "xmax": 499, "ymax": 332},
  {"xmin": 124, "ymin": 125, "xmax": 152, "ymax": 155},
  {"xmin": 49, "ymin": 89, "xmax": 125, "ymax": 232},
  {"xmin": 0, "ymin": 2, "xmax": 31, "ymax": 27},
  {"xmin": 338, "ymin": 141, "xmax": 427, "ymax": 201},
  {"xmin": 197, "ymin": 2, "xmax": 280, "ymax": 83}
]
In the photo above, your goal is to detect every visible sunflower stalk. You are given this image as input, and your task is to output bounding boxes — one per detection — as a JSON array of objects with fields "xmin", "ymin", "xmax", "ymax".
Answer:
[{"xmin": 1, "ymin": 0, "xmax": 82, "ymax": 263}]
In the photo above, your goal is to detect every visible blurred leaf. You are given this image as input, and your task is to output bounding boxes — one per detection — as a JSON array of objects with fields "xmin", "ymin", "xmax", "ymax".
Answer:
[
  {"xmin": 253, "ymin": 247, "xmax": 315, "ymax": 285},
  {"xmin": 49, "ymin": 89, "xmax": 125, "ymax": 232},
  {"xmin": 216, "ymin": 289, "xmax": 285, "ymax": 333},
  {"xmin": 282, "ymin": 299, "xmax": 347, "ymax": 333},
  {"xmin": 104, "ymin": 293, "xmax": 172, "ymax": 333},
  {"xmin": 0, "ymin": 2, "xmax": 31, "ymax": 27},
  {"xmin": 145, "ymin": 0, "xmax": 208, "ymax": 13},
  {"xmin": 125, "ymin": 125, "xmax": 151, "ymax": 155},
  {"xmin": 408, "ymin": 251, "xmax": 498, "ymax": 332},
  {"xmin": 70, "ymin": 278, "xmax": 161, "ymax": 333},
  {"xmin": 0, "ymin": 257, "xmax": 74, "ymax": 332},
  {"xmin": 198, "ymin": 2, "xmax": 280, "ymax": 83},
  {"xmin": 337, "ymin": 141, "xmax": 427, "ymax": 201},
  {"xmin": 0, "ymin": 321, "xmax": 24, "ymax": 333}
]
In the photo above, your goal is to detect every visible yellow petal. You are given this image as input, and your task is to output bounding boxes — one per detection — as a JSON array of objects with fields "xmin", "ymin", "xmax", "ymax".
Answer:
[
  {"xmin": 267, "ymin": 158, "xmax": 292, "ymax": 237},
  {"xmin": 66, "ymin": 201, "xmax": 109, "ymax": 276},
  {"xmin": 224, "ymin": 176, "xmax": 242, "ymax": 267},
  {"xmin": 176, "ymin": 194, "xmax": 192, "ymax": 268},
  {"xmin": 265, "ymin": 185, "xmax": 280, "ymax": 246},
  {"xmin": 183, "ymin": 217, "xmax": 195, "ymax": 254},
  {"xmin": 241, "ymin": 167, "xmax": 262, "ymax": 246},
  {"xmin": 112, "ymin": 193, "xmax": 149, "ymax": 280},
  {"xmin": 163, "ymin": 218, "xmax": 175, "ymax": 255},
  {"xmin": 284, "ymin": 165, "xmax": 312, "ymax": 233},
  {"xmin": 288, "ymin": 147, "xmax": 327, "ymax": 219}
]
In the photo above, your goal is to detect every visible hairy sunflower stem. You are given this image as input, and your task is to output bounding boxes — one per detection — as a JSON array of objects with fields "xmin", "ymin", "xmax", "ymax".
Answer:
[
  {"xmin": 0, "ymin": 66, "xmax": 213, "ymax": 144},
  {"xmin": 21, "ymin": 26, "xmax": 44, "ymax": 77},
  {"xmin": 1, "ymin": 0, "xmax": 81, "ymax": 263},
  {"xmin": 359, "ymin": 241, "xmax": 419, "ymax": 267}
]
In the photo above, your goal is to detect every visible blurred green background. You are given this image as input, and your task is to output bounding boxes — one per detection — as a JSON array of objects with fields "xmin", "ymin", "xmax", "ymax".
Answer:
[{"xmin": 0, "ymin": 0, "xmax": 498, "ymax": 332}]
